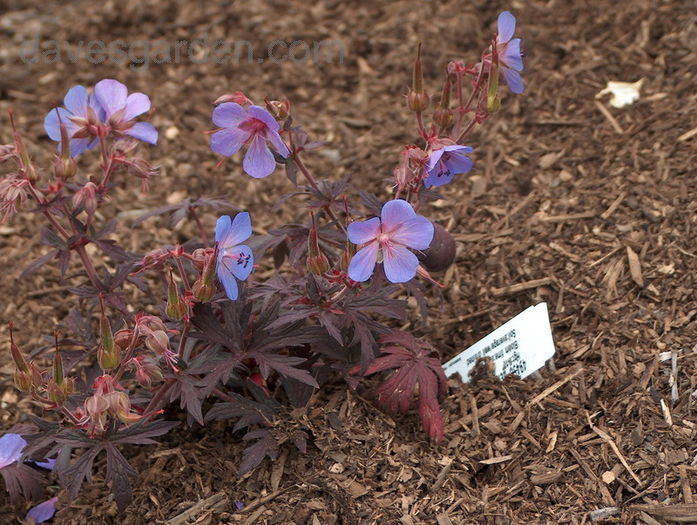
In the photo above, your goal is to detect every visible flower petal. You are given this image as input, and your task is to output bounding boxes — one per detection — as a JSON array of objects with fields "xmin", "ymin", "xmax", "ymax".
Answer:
[
  {"xmin": 497, "ymin": 11, "xmax": 516, "ymax": 44},
  {"xmin": 94, "ymin": 79, "xmax": 128, "ymax": 118},
  {"xmin": 216, "ymin": 257, "xmax": 239, "ymax": 300},
  {"xmin": 247, "ymin": 105, "xmax": 280, "ymax": 132},
  {"xmin": 348, "ymin": 242, "xmax": 379, "ymax": 282},
  {"xmin": 427, "ymin": 148, "xmax": 446, "ymax": 172},
  {"xmin": 33, "ymin": 457, "xmax": 56, "ymax": 470},
  {"xmin": 124, "ymin": 122, "xmax": 158, "ymax": 145},
  {"xmin": 501, "ymin": 66, "xmax": 525, "ymax": 94},
  {"xmin": 225, "ymin": 244, "xmax": 254, "ymax": 281},
  {"xmin": 222, "ymin": 212, "xmax": 252, "ymax": 246},
  {"xmin": 0, "ymin": 433, "xmax": 27, "ymax": 469},
  {"xmin": 443, "ymin": 151, "xmax": 473, "ymax": 175},
  {"xmin": 210, "ymin": 128, "xmax": 248, "ymax": 157},
  {"xmin": 383, "ymin": 244, "xmax": 419, "ymax": 283},
  {"xmin": 65, "ymin": 137, "xmax": 93, "ymax": 157},
  {"xmin": 265, "ymin": 129, "xmax": 289, "ymax": 158},
  {"xmin": 43, "ymin": 107, "xmax": 76, "ymax": 141},
  {"xmin": 123, "ymin": 92, "xmax": 151, "ymax": 121},
  {"xmin": 212, "ymin": 102, "xmax": 247, "ymax": 128},
  {"xmin": 423, "ymin": 169, "xmax": 454, "ymax": 188},
  {"xmin": 391, "ymin": 216, "xmax": 434, "ymax": 250},
  {"xmin": 25, "ymin": 497, "xmax": 58, "ymax": 523},
  {"xmin": 347, "ymin": 217, "xmax": 381, "ymax": 245},
  {"xmin": 380, "ymin": 199, "xmax": 416, "ymax": 231},
  {"xmin": 243, "ymin": 135, "xmax": 276, "ymax": 178},
  {"xmin": 215, "ymin": 215, "xmax": 232, "ymax": 244},
  {"xmin": 63, "ymin": 85, "xmax": 89, "ymax": 117},
  {"xmin": 501, "ymin": 38, "xmax": 524, "ymax": 72}
]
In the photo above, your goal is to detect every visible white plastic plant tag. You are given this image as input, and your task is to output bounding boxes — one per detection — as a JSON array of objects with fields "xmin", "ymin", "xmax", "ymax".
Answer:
[{"xmin": 443, "ymin": 303, "xmax": 555, "ymax": 382}]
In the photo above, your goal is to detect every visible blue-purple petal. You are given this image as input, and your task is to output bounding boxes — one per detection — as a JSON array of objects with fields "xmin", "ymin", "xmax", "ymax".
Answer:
[
  {"xmin": 247, "ymin": 105, "xmax": 280, "ymax": 132},
  {"xmin": 497, "ymin": 11, "xmax": 516, "ymax": 44},
  {"xmin": 216, "ymin": 258, "xmax": 240, "ymax": 300},
  {"xmin": 33, "ymin": 457, "xmax": 56, "ymax": 471},
  {"xmin": 348, "ymin": 242, "xmax": 379, "ymax": 282},
  {"xmin": 43, "ymin": 107, "xmax": 76, "ymax": 142},
  {"xmin": 265, "ymin": 129, "xmax": 289, "ymax": 158},
  {"xmin": 123, "ymin": 92, "xmax": 151, "ymax": 121},
  {"xmin": 383, "ymin": 245, "xmax": 419, "ymax": 283},
  {"xmin": 94, "ymin": 79, "xmax": 128, "ymax": 118},
  {"xmin": 380, "ymin": 199, "xmax": 416, "ymax": 231},
  {"xmin": 229, "ymin": 212, "xmax": 252, "ymax": 245},
  {"xmin": 125, "ymin": 122, "xmax": 158, "ymax": 145},
  {"xmin": 391, "ymin": 216, "xmax": 434, "ymax": 250},
  {"xmin": 501, "ymin": 66, "xmax": 525, "ymax": 94},
  {"xmin": 211, "ymin": 128, "xmax": 248, "ymax": 157},
  {"xmin": 212, "ymin": 103, "xmax": 247, "ymax": 128},
  {"xmin": 215, "ymin": 215, "xmax": 232, "ymax": 245},
  {"xmin": 443, "ymin": 152, "xmax": 473, "ymax": 175},
  {"xmin": 25, "ymin": 497, "xmax": 58, "ymax": 523},
  {"xmin": 243, "ymin": 135, "xmax": 276, "ymax": 178},
  {"xmin": 347, "ymin": 217, "xmax": 381, "ymax": 245},
  {"xmin": 226, "ymin": 244, "xmax": 254, "ymax": 281},
  {"xmin": 63, "ymin": 86, "xmax": 89, "ymax": 117},
  {"xmin": 0, "ymin": 433, "xmax": 27, "ymax": 469}
]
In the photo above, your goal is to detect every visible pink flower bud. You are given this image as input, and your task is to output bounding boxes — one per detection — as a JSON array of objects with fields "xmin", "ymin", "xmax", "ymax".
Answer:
[{"xmin": 72, "ymin": 182, "xmax": 98, "ymax": 216}]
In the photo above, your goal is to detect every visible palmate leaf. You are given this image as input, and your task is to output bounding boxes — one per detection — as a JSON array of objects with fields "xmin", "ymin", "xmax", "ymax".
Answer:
[
  {"xmin": 105, "ymin": 443, "xmax": 137, "ymax": 512},
  {"xmin": 0, "ymin": 463, "xmax": 44, "ymax": 503},
  {"xmin": 356, "ymin": 330, "xmax": 448, "ymax": 442},
  {"xmin": 239, "ymin": 428, "xmax": 278, "ymax": 475}
]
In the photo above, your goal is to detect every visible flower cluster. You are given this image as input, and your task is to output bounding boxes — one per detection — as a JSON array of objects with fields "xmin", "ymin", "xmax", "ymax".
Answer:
[{"xmin": 44, "ymin": 79, "xmax": 158, "ymax": 157}]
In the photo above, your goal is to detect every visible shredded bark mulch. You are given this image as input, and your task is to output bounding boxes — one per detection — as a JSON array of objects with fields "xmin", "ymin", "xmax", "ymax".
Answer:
[{"xmin": 1, "ymin": 0, "xmax": 696, "ymax": 523}]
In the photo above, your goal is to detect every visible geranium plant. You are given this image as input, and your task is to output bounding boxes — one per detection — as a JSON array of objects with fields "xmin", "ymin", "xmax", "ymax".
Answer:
[{"xmin": 1, "ymin": 11, "xmax": 524, "ymax": 512}]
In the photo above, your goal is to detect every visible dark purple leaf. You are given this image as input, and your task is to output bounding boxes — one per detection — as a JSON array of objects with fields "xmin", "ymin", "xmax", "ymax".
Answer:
[
  {"xmin": 20, "ymin": 249, "xmax": 59, "ymax": 278},
  {"xmin": 105, "ymin": 443, "xmax": 137, "ymax": 511}
]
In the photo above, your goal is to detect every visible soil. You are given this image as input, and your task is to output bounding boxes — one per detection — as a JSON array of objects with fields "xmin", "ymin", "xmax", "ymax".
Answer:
[{"xmin": 1, "ymin": 0, "xmax": 696, "ymax": 523}]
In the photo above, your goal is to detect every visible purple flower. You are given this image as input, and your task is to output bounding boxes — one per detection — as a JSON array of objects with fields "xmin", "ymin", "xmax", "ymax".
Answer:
[
  {"xmin": 93, "ymin": 79, "xmax": 158, "ymax": 145},
  {"xmin": 43, "ymin": 86, "xmax": 101, "ymax": 157},
  {"xmin": 496, "ymin": 11, "xmax": 524, "ymax": 94},
  {"xmin": 210, "ymin": 103, "xmax": 289, "ymax": 179},
  {"xmin": 425, "ymin": 145, "xmax": 473, "ymax": 188},
  {"xmin": 215, "ymin": 212, "xmax": 254, "ymax": 300},
  {"xmin": 347, "ymin": 199, "xmax": 434, "ymax": 283},
  {"xmin": 0, "ymin": 433, "xmax": 26, "ymax": 469},
  {"xmin": 25, "ymin": 497, "xmax": 58, "ymax": 523}
]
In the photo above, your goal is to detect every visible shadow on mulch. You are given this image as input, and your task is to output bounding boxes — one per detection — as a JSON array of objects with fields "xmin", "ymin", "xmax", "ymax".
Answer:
[{"xmin": 1, "ymin": 0, "xmax": 696, "ymax": 523}]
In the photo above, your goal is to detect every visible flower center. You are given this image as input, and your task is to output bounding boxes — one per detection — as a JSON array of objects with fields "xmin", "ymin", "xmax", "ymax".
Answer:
[{"xmin": 239, "ymin": 117, "xmax": 267, "ymax": 136}]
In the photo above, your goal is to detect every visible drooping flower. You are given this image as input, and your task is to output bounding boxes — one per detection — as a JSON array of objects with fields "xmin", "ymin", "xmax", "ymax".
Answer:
[
  {"xmin": 92, "ymin": 79, "xmax": 158, "ymax": 145},
  {"xmin": 210, "ymin": 103, "xmax": 289, "ymax": 179},
  {"xmin": 25, "ymin": 497, "xmax": 58, "ymax": 523},
  {"xmin": 43, "ymin": 85, "xmax": 101, "ymax": 157},
  {"xmin": 215, "ymin": 212, "xmax": 254, "ymax": 300},
  {"xmin": 0, "ymin": 433, "xmax": 26, "ymax": 469},
  {"xmin": 424, "ymin": 145, "xmax": 473, "ymax": 188},
  {"xmin": 495, "ymin": 11, "xmax": 524, "ymax": 94},
  {"xmin": 347, "ymin": 199, "xmax": 434, "ymax": 283}
]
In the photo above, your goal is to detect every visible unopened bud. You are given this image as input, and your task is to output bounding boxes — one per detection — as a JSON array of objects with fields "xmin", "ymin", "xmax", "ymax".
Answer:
[
  {"xmin": 265, "ymin": 97, "xmax": 291, "ymax": 119},
  {"xmin": 192, "ymin": 279, "xmax": 214, "ymax": 302},
  {"xmin": 145, "ymin": 330, "xmax": 170, "ymax": 355},
  {"xmin": 53, "ymin": 349, "xmax": 64, "ymax": 385},
  {"xmin": 47, "ymin": 379, "xmax": 67, "ymax": 405},
  {"xmin": 408, "ymin": 43, "xmax": 429, "ymax": 113},
  {"xmin": 98, "ymin": 343, "xmax": 121, "ymax": 370},
  {"xmin": 433, "ymin": 107, "xmax": 454, "ymax": 129},
  {"xmin": 14, "ymin": 370, "xmax": 32, "ymax": 392},
  {"xmin": 307, "ymin": 253, "xmax": 331, "ymax": 275},
  {"xmin": 73, "ymin": 182, "xmax": 98, "ymax": 216},
  {"xmin": 407, "ymin": 90, "xmax": 430, "ymax": 113},
  {"xmin": 114, "ymin": 329, "xmax": 133, "ymax": 351},
  {"xmin": 9, "ymin": 326, "xmax": 29, "ymax": 373},
  {"xmin": 214, "ymin": 91, "xmax": 251, "ymax": 105},
  {"xmin": 54, "ymin": 156, "xmax": 77, "ymax": 179},
  {"xmin": 307, "ymin": 213, "xmax": 330, "ymax": 275}
]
